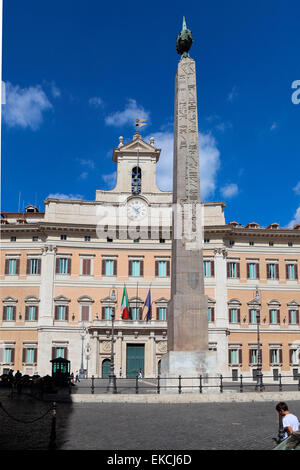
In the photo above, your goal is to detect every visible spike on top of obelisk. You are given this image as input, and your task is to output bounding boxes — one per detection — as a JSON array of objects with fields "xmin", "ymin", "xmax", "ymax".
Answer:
[{"xmin": 176, "ymin": 16, "xmax": 193, "ymax": 57}]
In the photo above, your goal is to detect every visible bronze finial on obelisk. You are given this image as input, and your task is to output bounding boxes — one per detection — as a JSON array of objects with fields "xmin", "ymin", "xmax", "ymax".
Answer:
[{"xmin": 176, "ymin": 16, "xmax": 193, "ymax": 58}]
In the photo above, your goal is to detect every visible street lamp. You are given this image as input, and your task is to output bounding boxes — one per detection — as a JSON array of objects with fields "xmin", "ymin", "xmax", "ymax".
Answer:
[
  {"xmin": 255, "ymin": 287, "xmax": 265, "ymax": 392},
  {"xmin": 107, "ymin": 289, "xmax": 117, "ymax": 393},
  {"xmin": 85, "ymin": 343, "xmax": 90, "ymax": 378},
  {"xmin": 79, "ymin": 323, "xmax": 87, "ymax": 379}
]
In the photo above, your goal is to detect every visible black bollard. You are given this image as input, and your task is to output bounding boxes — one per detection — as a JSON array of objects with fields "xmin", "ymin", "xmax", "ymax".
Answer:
[{"xmin": 48, "ymin": 402, "xmax": 57, "ymax": 450}]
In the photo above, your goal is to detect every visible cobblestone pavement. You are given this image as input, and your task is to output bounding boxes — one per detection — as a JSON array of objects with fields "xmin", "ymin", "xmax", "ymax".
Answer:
[{"xmin": 1, "ymin": 390, "xmax": 300, "ymax": 450}]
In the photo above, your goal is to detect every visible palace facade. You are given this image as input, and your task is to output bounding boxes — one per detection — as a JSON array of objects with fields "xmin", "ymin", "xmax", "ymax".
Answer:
[{"xmin": 1, "ymin": 131, "xmax": 300, "ymax": 380}]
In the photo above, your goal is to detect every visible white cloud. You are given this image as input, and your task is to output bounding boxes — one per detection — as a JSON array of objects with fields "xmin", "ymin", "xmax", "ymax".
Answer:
[
  {"xmin": 288, "ymin": 206, "xmax": 300, "ymax": 227},
  {"xmin": 220, "ymin": 183, "xmax": 239, "ymax": 199},
  {"xmin": 102, "ymin": 172, "xmax": 117, "ymax": 189},
  {"xmin": 3, "ymin": 82, "xmax": 52, "ymax": 130},
  {"xmin": 89, "ymin": 96, "xmax": 103, "ymax": 108},
  {"xmin": 51, "ymin": 82, "xmax": 61, "ymax": 98},
  {"xmin": 78, "ymin": 158, "xmax": 95, "ymax": 169},
  {"xmin": 46, "ymin": 193, "xmax": 85, "ymax": 200},
  {"xmin": 293, "ymin": 181, "xmax": 300, "ymax": 195},
  {"xmin": 105, "ymin": 99, "xmax": 150, "ymax": 128},
  {"xmin": 270, "ymin": 122, "xmax": 278, "ymax": 131},
  {"xmin": 79, "ymin": 172, "xmax": 88, "ymax": 180},
  {"xmin": 227, "ymin": 86, "xmax": 238, "ymax": 102},
  {"xmin": 145, "ymin": 131, "xmax": 220, "ymax": 200}
]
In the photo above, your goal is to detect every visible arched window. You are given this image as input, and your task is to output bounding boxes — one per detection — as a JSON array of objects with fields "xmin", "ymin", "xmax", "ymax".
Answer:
[{"xmin": 132, "ymin": 166, "xmax": 141, "ymax": 194}]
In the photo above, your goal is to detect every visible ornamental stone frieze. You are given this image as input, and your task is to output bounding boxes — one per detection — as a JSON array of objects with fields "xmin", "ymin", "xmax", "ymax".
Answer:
[
  {"xmin": 213, "ymin": 247, "xmax": 227, "ymax": 258},
  {"xmin": 157, "ymin": 341, "xmax": 167, "ymax": 354},
  {"xmin": 101, "ymin": 341, "xmax": 112, "ymax": 353}
]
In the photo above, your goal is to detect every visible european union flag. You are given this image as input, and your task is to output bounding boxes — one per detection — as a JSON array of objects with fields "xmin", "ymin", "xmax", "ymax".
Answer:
[{"xmin": 144, "ymin": 289, "xmax": 152, "ymax": 322}]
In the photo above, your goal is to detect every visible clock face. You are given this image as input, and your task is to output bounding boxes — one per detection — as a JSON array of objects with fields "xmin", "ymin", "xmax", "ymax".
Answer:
[{"xmin": 127, "ymin": 199, "xmax": 148, "ymax": 221}]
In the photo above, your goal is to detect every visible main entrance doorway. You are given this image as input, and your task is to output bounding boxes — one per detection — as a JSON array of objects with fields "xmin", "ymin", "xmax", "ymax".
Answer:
[
  {"xmin": 102, "ymin": 359, "xmax": 111, "ymax": 378},
  {"xmin": 126, "ymin": 344, "xmax": 145, "ymax": 378}
]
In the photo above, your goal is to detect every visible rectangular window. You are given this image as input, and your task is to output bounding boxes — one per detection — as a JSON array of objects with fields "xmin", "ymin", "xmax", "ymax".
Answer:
[
  {"xmin": 271, "ymin": 350, "xmax": 278, "ymax": 363},
  {"xmin": 228, "ymin": 262, "xmax": 239, "ymax": 278},
  {"xmin": 56, "ymin": 348, "xmax": 65, "ymax": 358},
  {"xmin": 203, "ymin": 261, "xmax": 211, "ymax": 277},
  {"xmin": 158, "ymin": 307, "xmax": 166, "ymax": 321},
  {"xmin": 26, "ymin": 348, "xmax": 35, "ymax": 363},
  {"xmin": 105, "ymin": 260, "xmax": 114, "ymax": 276},
  {"xmin": 30, "ymin": 259, "xmax": 39, "ymax": 275},
  {"xmin": 5, "ymin": 306, "xmax": 14, "ymax": 321},
  {"xmin": 250, "ymin": 349, "xmax": 258, "ymax": 364},
  {"xmin": 132, "ymin": 260, "xmax": 140, "ymax": 277},
  {"xmin": 4, "ymin": 348, "xmax": 13, "ymax": 363},
  {"xmin": 267, "ymin": 263, "xmax": 278, "ymax": 279},
  {"xmin": 105, "ymin": 306, "xmax": 112, "ymax": 321},
  {"xmin": 229, "ymin": 308, "xmax": 239, "ymax": 323},
  {"xmin": 208, "ymin": 307, "xmax": 215, "ymax": 322},
  {"xmin": 131, "ymin": 307, "xmax": 140, "ymax": 321},
  {"xmin": 290, "ymin": 350, "xmax": 298, "ymax": 364},
  {"xmin": 81, "ymin": 305, "xmax": 90, "ymax": 322},
  {"xmin": 270, "ymin": 310, "xmax": 278, "ymax": 324},
  {"xmin": 158, "ymin": 261, "xmax": 167, "ymax": 277},
  {"xmin": 8, "ymin": 259, "xmax": 17, "ymax": 275},
  {"xmin": 248, "ymin": 263, "xmax": 257, "ymax": 279},
  {"xmin": 289, "ymin": 310, "xmax": 299, "ymax": 325},
  {"xmin": 82, "ymin": 258, "xmax": 91, "ymax": 276},
  {"xmin": 57, "ymin": 306, "xmax": 66, "ymax": 321},
  {"xmin": 286, "ymin": 264, "xmax": 298, "ymax": 280},
  {"xmin": 59, "ymin": 258, "xmax": 68, "ymax": 274},
  {"xmin": 28, "ymin": 306, "xmax": 36, "ymax": 321},
  {"xmin": 249, "ymin": 309, "xmax": 257, "ymax": 323},
  {"xmin": 230, "ymin": 349, "xmax": 238, "ymax": 364}
]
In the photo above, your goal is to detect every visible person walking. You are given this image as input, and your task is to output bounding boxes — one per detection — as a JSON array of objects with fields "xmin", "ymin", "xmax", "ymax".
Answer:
[
  {"xmin": 119, "ymin": 367, "xmax": 122, "ymax": 378},
  {"xmin": 276, "ymin": 402, "xmax": 300, "ymax": 439},
  {"xmin": 138, "ymin": 368, "xmax": 143, "ymax": 379},
  {"xmin": 75, "ymin": 371, "xmax": 80, "ymax": 383}
]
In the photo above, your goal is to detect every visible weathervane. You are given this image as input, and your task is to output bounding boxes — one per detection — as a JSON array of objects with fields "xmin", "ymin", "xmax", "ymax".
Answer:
[{"xmin": 176, "ymin": 17, "xmax": 193, "ymax": 58}]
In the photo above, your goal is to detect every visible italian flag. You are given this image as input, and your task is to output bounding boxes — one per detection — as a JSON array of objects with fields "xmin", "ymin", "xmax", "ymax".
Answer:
[{"xmin": 121, "ymin": 286, "xmax": 129, "ymax": 319}]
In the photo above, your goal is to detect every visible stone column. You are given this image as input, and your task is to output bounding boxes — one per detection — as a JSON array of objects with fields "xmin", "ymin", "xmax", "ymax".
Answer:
[{"xmin": 38, "ymin": 244, "xmax": 56, "ymax": 327}]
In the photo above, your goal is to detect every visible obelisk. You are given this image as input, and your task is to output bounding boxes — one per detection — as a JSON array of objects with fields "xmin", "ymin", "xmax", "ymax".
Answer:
[{"xmin": 161, "ymin": 18, "xmax": 217, "ymax": 388}]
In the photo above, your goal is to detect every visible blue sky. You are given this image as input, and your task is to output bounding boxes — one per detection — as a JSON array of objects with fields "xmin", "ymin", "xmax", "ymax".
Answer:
[{"xmin": 2, "ymin": 0, "xmax": 300, "ymax": 227}]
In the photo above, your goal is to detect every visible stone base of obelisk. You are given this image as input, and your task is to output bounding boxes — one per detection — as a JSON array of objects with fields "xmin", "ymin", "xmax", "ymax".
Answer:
[{"xmin": 160, "ymin": 350, "xmax": 218, "ymax": 394}]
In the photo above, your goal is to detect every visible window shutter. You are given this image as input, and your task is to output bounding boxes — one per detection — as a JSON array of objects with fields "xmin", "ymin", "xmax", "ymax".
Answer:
[
  {"xmin": 128, "ymin": 307, "xmax": 132, "ymax": 320},
  {"xmin": 16, "ymin": 259, "xmax": 20, "ymax": 275},
  {"xmin": 64, "ymin": 347, "xmax": 68, "ymax": 359},
  {"xmin": 102, "ymin": 259, "xmax": 106, "ymax": 275},
  {"xmin": 295, "ymin": 264, "xmax": 298, "ymax": 280},
  {"xmin": 35, "ymin": 306, "xmax": 39, "ymax": 321},
  {"xmin": 67, "ymin": 258, "xmax": 71, "ymax": 274},
  {"xmin": 54, "ymin": 306, "xmax": 59, "ymax": 320},
  {"xmin": 247, "ymin": 264, "xmax": 250, "ymax": 279},
  {"xmin": 239, "ymin": 349, "xmax": 242, "ymax": 364},
  {"xmin": 167, "ymin": 260, "xmax": 170, "ymax": 277},
  {"xmin": 211, "ymin": 261, "xmax": 215, "ymax": 277},
  {"xmin": 26, "ymin": 259, "xmax": 31, "ymax": 274},
  {"xmin": 249, "ymin": 350, "xmax": 252, "ymax": 364},
  {"xmin": 12, "ymin": 306, "xmax": 16, "ymax": 321},
  {"xmin": 22, "ymin": 348, "xmax": 26, "ymax": 363},
  {"xmin": 25, "ymin": 306, "xmax": 29, "ymax": 321},
  {"xmin": 156, "ymin": 307, "xmax": 159, "ymax": 320},
  {"xmin": 140, "ymin": 261, "xmax": 144, "ymax": 276},
  {"xmin": 101, "ymin": 307, "xmax": 105, "ymax": 320},
  {"xmin": 129, "ymin": 260, "xmax": 132, "ymax": 276},
  {"xmin": 237, "ymin": 309, "xmax": 240, "ymax": 323},
  {"xmin": 256, "ymin": 263, "xmax": 260, "ymax": 279},
  {"xmin": 34, "ymin": 349, "xmax": 37, "ymax": 363},
  {"xmin": 269, "ymin": 310, "xmax": 272, "ymax": 324},
  {"xmin": 277, "ymin": 310, "xmax": 280, "ymax": 324},
  {"xmin": 229, "ymin": 309, "xmax": 231, "ymax": 322},
  {"xmin": 112, "ymin": 307, "xmax": 115, "ymax": 317},
  {"xmin": 11, "ymin": 349, "xmax": 15, "ymax": 363},
  {"xmin": 82, "ymin": 259, "xmax": 87, "ymax": 275},
  {"xmin": 155, "ymin": 261, "xmax": 158, "ymax": 276},
  {"xmin": 266, "ymin": 264, "xmax": 270, "ymax": 279},
  {"xmin": 5, "ymin": 259, "xmax": 9, "ymax": 275},
  {"xmin": 113, "ymin": 260, "xmax": 117, "ymax": 276},
  {"xmin": 82, "ymin": 305, "xmax": 89, "ymax": 322},
  {"xmin": 248, "ymin": 309, "xmax": 252, "ymax": 323},
  {"xmin": 211, "ymin": 307, "xmax": 215, "ymax": 322},
  {"xmin": 52, "ymin": 347, "xmax": 56, "ymax": 360},
  {"xmin": 56, "ymin": 258, "xmax": 60, "ymax": 273},
  {"xmin": 279, "ymin": 349, "xmax": 282, "ymax": 364},
  {"xmin": 228, "ymin": 350, "xmax": 231, "ymax": 365},
  {"xmin": 289, "ymin": 349, "xmax": 293, "ymax": 364},
  {"xmin": 296, "ymin": 310, "xmax": 299, "ymax": 324},
  {"xmin": 37, "ymin": 259, "xmax": 41, "ymax": 275},
  {"xmin": 3, "ymin": 306, "xmax": 6, "ymax": 320},
  {"xmin": 269, "ymin": 350, "xmax": 272, "ymax": 364},
  {"xmin": 65, "ymin": 306, "xmax": 69, "ymax": 321},
  {"xmin": 227, "ymin": 263, "xmax": 230, "ymax": 278},
  {"xmin": 275, "ymin": 264, "xmax": 279, "ymax": 279},
  {"xmin": 237, "ymin": 263, "xmax": 240, "ymax": 278},
  {"xmin": 286, "ymin": 264, "xmax": 289, "ymax": 280},
  {"xmin": 288, "ymin": 310, "xmax": 291, "ymax": 324}
]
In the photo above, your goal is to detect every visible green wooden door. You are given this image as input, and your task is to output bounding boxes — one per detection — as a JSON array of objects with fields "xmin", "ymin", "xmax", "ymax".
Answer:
[
  {"xmin": 102, "ymin": 359, "xmax": 111, "ymax": 378},
  {"xmin": 126, "ymin": 344, "xmax": 145, "ymax": 378}
]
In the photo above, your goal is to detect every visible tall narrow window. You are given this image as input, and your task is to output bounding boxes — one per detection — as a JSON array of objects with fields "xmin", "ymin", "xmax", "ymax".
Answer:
[
  {"xmin": 27, "ymin": 258, "xmax": 41, "ymax": 275},
  {"xmin": 227, "ymin": 262, "xmax": 240, "ymax": 279},
  {"xmin": 158, "ymin": 307, "xmax": 166, "ymax": 321},
  {"xmin": 286, "ymin": 264, "xmax": 298, "ymax": 280},
  {"xmin": 249, "ymin": 309, "xmax": 257, "ymax": 324},
  {"xmin": 132, "ymin": 166, "xmax": 141, "ymax": 195},
  {"xmin": 56, "ymin": 258, "xmax": 71, "ymax": 274},
  {"xmin": 267, "ymin": 263, "xmax": 279, "ymax": 280}
]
